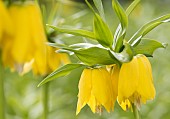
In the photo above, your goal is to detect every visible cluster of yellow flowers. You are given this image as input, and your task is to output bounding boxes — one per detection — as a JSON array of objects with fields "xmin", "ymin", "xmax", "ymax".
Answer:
[
  {"xmin": 0, "ymin": 1, "xmax": 69, "ymax": 76},
  {"xmin": 77, "ymin": 54, "xmax": 155, "ymax": 114}
]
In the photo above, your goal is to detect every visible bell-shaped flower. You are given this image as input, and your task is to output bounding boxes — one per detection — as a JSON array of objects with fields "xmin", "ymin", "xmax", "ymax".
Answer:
[
  {"xmin": 76, "ymin": 67, "xmax": 116, "ymax": 115},
  {"xmin": 118, "ymin": 54, "xmax": 155, "ymax": 110},
  {"xmin": 2, "ymin": 2, "xmax": 46, "ymax": 72},
  {"xmin": 1, "ymin": 2, "xmax": 70, "ymax": 75}
]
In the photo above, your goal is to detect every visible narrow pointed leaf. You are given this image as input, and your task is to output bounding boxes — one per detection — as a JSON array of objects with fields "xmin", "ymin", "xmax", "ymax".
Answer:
[
  {"xmin": 126, "ymin": 0, "xmax": 140, "ymax": 16},
  {"xmin": 112, "ymin": 0, "xmax": 128, "ymax": 32},
  {"xmin": 114, "ymin": 0, "xmax": 140, "ymax": 51},
  {"xmin": 112, "ymin": 0, "xmax": 130, "ymax": 51},
  {"xmin": 38, "ymin": 64, "xmax": 85, "ymax": 86},
  {"xmin": 85, "ymin": 0, "xmax": 113, "ymax": 48},
  {"xmin": 69, "ymin": 43, "xmax": 98, "ymax": 49},
  {"xmin": 47, "ymin": 24, "xmax": 95, "ymax": 40},
  {"xmin": 93, "ymin": 0, "xmax": 106, "ymax": 21},
  {"xmin": 114, "ymin": 0, "xmax": 141, "ymax": 39},
  {"xmin": 133, "ymin": 38, "xmax": 167, "ymax": 56},
  {"xmin": 47, "ymin": 42, "xmax": 67, "ymax": 49},
  {"xmin": 93, "ymin": 13, "xmax": 113, "ymax": 48},
  {"xmin": 85, "ymin": 0, "xmax": 96, "ymax": 13},
  {"xmin": 128, "ymin": 14, "xmax": 170, "ymax": 46}
]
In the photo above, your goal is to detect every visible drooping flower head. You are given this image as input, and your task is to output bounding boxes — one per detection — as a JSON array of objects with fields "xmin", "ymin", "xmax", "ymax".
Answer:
[
  {"xmin": 76, "ymin": 67, "xmax": 116, "ymax": 115},
  {"xmin": 118, "ymin": 54, "xmax": 155, "ymax": 110},
  {"xmin": 1, "ymin": 2, "xmax": 46, "ymax": 73},
  {"xmin": 1, "ymin": 1, "xmax": 70, "ymax": 76}
]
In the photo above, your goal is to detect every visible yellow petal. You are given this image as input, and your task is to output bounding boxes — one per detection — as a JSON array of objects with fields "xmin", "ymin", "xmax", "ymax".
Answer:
[
  {"xmin": 76, "ymin": 68, "xmax": 92, "ymax": 115},
  {"xmin": 2, "ymin": 38, "xmax": 14, "ymax": 69},
  {"xmin": 0, "ymin": 1, "xmax": 13, "ymax": 37},
  {"xmin": 111, "ymin": 65, "xmax": 119, "ymax": 100},
  {"xmin": 59, "ymin": 53, "xmax": 70, "ymax": 65},
  {"xmin": 26, "ymin": 3, "xmax": 46, "ymax": 47},
  {"xmin": 0, "ymin": 19, "xmax": 2, "ymax": 42},
  {"xmin": 32, "ymin": 49, "xmax": 46, "ymax": 75},
  {"xmin": 118, "ymin": 57, "xmax": 139, "ymax": 103},
  {"xmin": 9, "ymin": 5, "xmax": 33, "ymax": 63},
  {"xmin": 117, "ymin": 99, "xmax": 131, "ymax": 111},
  {"xmin": 46, "ymin": 47, "xmax": 60, "ymax": 72},
  {"xmin": 91, "ymin": 68, "xmax": 114, "ymax": 112},
  {"xmin": 137, "ymin": 55, "xmax": 155, "ymax": 103},
  {"xmin": 87, "ymin": 94, "xmax": 96, "ymax": 114}
]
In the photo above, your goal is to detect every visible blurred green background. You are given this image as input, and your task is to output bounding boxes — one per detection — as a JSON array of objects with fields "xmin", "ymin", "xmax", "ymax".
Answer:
[{"xmin": 1, "ymin": 0, "xmax": 170, "ymax": 119}]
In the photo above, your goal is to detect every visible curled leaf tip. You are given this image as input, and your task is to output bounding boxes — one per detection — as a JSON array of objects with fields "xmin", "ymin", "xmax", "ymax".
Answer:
[{"xmin": 162, "ymin": 43, "xmax": 168, "ymax": 48}]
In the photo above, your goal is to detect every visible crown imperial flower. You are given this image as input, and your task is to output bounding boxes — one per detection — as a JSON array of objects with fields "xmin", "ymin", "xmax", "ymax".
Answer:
[
  {"xmin": 118, "ymin": 54, "xmax": 156, "ymax": 110},
  {"xmin": 76, "ymin": 67, "xmax": 116, "ymax": 115}
]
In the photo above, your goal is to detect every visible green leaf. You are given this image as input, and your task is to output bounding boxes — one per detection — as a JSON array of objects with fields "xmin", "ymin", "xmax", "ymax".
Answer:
[
  {"xmin": 47, "ymin": 43, "xmax": 67, "ymax": 49},
  {"xmin": 133, "ymin": 38, "xmax": 167, "ymax": 56},
  {"xmin": 69, "ymin": 43, "xmax": 97, "ymax": 49},
  {"xmin": 73, "ymin": 46, "xmax": 119, "ymax": 65},
  {"xmin": 128, "ymin": 14, "xmax": 170, "ymax": 46},
  {"xmin": 85, "ymin": 0, "xmax": 113, "ymax": 48},
  {"xmin": 93, "ymin": 13, "xmax": 113, "ymax": 48},
  {"xmin": 85, "ymin": 0, "xmax": 96, "ymax": 13},
  {"xmin": 112, "ymin": 0, "xmax": 128, "ymax": 32},
  {"xmin": 47, "ymin": 24, "xmax": 96, "ymax": 40},
  {"xmin": 110, "ymin": 42, "xmax": 134, "ymax": 63},
  {"xmin": 93, "ymin": 0, "xmax": 106, "ymax": 21},
  {"xmin": 114, "ymin": 34, "xmax": 125, "ymax": 52},
  {"xmin": 125, "ymin": 0, "xmax": 140, "ymax": 16},
  {"xmin": 38, "ymin": 64, "xmax": 85, "ymax": 87},
  {"xmin": 112, "ymin": 0, "xmax": 130, "ymax": 52}
]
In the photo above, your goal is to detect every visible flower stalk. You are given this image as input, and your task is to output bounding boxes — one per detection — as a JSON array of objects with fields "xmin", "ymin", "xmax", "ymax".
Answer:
[
  {"xmin": 0, "ymin": 57, "xmax": 5, "ymax": 119},
  {"xmin": 43, "ymin": 82, "xmax": 49, "ymax": 119},
  {"xmin": 132, "ymin": 103, "xmax": 141, "ymax": 119}
]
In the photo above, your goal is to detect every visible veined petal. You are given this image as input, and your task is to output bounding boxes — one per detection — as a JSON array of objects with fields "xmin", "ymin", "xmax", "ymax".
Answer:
[
  {"xmin": 87, "ymin": 94, "xmax": 96, "ymax": 113},
  {"xmin": 111, "ymin": 65, "xmax": 119, "ymax": 100},
  {"xmin": 92, "ymin": 68, "xmax": 114, "ymax": 112},
  {"xmin": 32, "ymin": 49, "xmax": 46, "ymax": 75},
  {"xmin": 27, "ymin": 3, "xmax": 46, "ymax": 47},
  {"xmin": 76, "ymin": 68, "xmax": 92, "ymax": 115},
  {"xmin": 137, "ymin": 55, "xmax": 155, "ymax": 103},
  {"xmin": 9, "ymin": 5, "xmax": 33, "ymax": 63},
  {"xmin": 118, "ymin": 56, "xmax": 139, "ymax": 103}
]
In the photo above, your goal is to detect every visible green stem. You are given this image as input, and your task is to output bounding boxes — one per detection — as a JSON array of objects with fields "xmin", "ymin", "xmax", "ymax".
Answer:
[
  {"xmin": 0, "ymin": 59, "xmax": 5, "ymax": 119},
  {"xmin": 132, "ymin": 103, "xmax": 141, "ymax": 119},
  {"xmin": 43, "ymin": 83, "xmax": 49, "ymax": 119}
]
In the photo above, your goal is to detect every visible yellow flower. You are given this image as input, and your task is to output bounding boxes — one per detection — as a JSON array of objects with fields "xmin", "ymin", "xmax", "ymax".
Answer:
[
  {"xmin": 76, "ymin": 67, "xmax": 115, "ymax": 115},
  {"xmin": 1, "ymin": 2, "xmax": 70, "ymax": 75},
  {"xmin": 118, "ymin": 54, "xmax": 155, "ymax": 111},
  {"xmin": 2, "ymin": 2, "xmax": 46, "ymax": 72},
  {"xmin": 0, "ymin": 0, "xmax": 13, "ymax": 45},
  {"xmin": 33, "ymin": 46, "xmax": 70, "ymax": 75}
]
